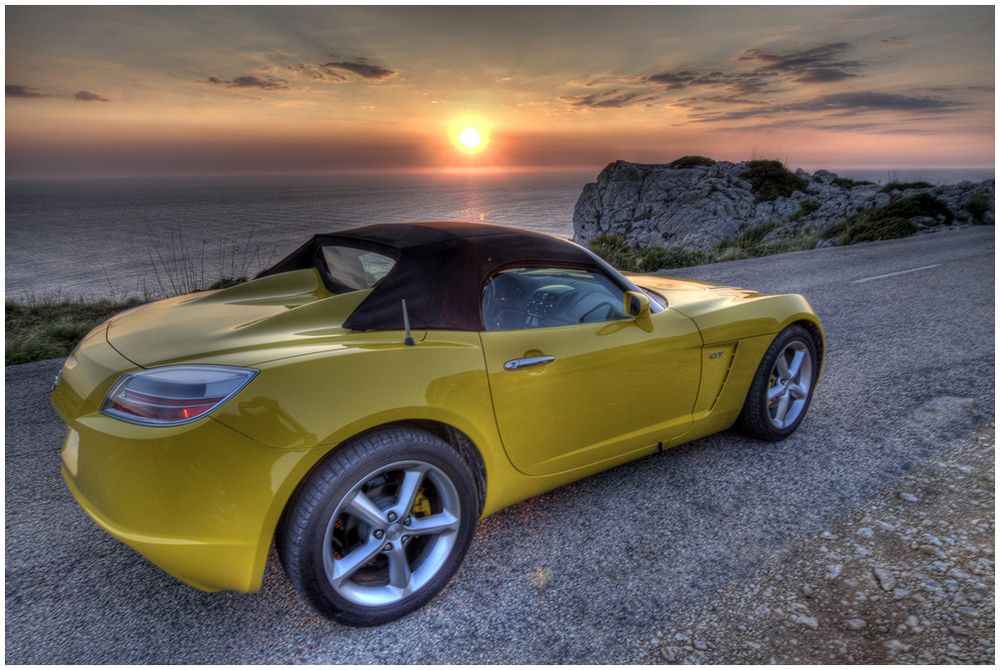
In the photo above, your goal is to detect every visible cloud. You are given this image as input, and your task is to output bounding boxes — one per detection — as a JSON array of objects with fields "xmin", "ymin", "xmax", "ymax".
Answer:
[
  {"xmin": 74, "ymin": 90, "xmax": 109, "ymax": 102},
  {"xmin": 739, "ymin": 42, "xmax": 864, "ymax": 84},
  {"xmin": 564, "ymin": 73, "xmax": 642, "ymax": 89},
  {"xmin": 740, "ymin": 42, "xmax": 858, "ymax": 71},
  {"xmin": 555, "ymin": 39, "xmax": 978, "ymax": 136},
  {"xmin": 205, "ymin": 56, "xmax": 393, "ymax": 92},
  {"xmin": 206, "ymin": 74, "xmax": 288, "ymax": 90},
  {"xmin": 646, "ymin": 69, "xmax": 777, "ymax": 95},
  {"xmin": 793, "ymin": 68, "xmax": 857, "ymax": 83},
  {"xmin": 646, "ymin": 70, "xmax": 698, "ymax": 90},
  {"xmin": 6, "ymin": 84, "xmax": 46, "ymax": 98},
  {"xmin": 285, "ymin": 63, "xmax": 349, "ymax": 82},
  {"xmin": 560, "ymin": 90, "xmax": 647, "ymax": 108},
  {"xmin": 7, "ymin": 84, "xmax": 110, "ymax": 102},
  {"xmin": 798, "ymin": 91, "xmax": 963, "ymax": 114},
  {"xmin": 322, "ymin": 59, "xmax": 395, "ymax": 80},
  {"xmin": 691, "ymin": 91, "xmax": 967, "ymax": 123},
  {"xmin": 681, "ymin": 94, "xmax": 764, "ymax": 106},
  {"xmin": 645, "ymin": 43, "xmax": 863, "ymax": 97}
]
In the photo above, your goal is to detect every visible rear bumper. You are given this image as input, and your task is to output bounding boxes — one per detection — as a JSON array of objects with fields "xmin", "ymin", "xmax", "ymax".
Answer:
[
  {"xmin": 61, "ymin": 460, "xmax": 255, "ymax": 592},
  {"xmin": 58, "ymin": 414, "xmax": 306, "ymax": 592}
]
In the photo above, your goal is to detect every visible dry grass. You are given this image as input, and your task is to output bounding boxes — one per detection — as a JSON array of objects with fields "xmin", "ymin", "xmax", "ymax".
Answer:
[{"xmin": 6, "ymin": 228, "xmax": 280, "ymax": 364}]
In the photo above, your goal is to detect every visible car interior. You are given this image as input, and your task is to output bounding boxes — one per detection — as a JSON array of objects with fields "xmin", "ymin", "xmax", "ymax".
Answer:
[
  {"xmin": 481, "ymin": 267, "xmax": 630, "ymax": 330},
  {"xmin": 320, "ymin": 245, "xmax": 397, "ymax": 292}
]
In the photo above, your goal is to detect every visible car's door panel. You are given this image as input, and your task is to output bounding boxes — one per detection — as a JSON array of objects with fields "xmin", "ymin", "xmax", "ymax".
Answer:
[{"xmin": 480, "ymin": 308, "xmax": 702, "ymax": 476}]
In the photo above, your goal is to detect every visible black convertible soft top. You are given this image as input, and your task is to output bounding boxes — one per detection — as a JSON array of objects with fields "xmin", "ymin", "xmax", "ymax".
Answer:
[{"xmin": 257, "ymin": 221, "xmax": 637, "ymax": 332}]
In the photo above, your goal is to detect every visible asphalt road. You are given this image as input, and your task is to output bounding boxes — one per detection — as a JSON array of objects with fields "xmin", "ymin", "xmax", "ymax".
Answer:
[{"xmin": 5, "ymin": 226, "xmax": 995, "ymax": 663}]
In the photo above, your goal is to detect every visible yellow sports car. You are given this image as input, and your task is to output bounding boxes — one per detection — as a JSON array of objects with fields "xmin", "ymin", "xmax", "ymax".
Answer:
[{"xmin": 52, "ymin": 221, "xmax": 824, "ymax": 625}]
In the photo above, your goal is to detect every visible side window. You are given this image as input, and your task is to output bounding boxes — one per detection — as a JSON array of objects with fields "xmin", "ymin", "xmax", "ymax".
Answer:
[
  {"xmin": 320, "ymin": 245, "xmax": 396, "ymax": 293},
  {"xmin": 482, "ymin": 267, "xmax": 629, "ymax": 331}
]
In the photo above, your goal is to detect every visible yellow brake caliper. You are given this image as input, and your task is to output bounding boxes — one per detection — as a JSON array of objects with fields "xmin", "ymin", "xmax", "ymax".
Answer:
[{"xmin": 411, "ymin": 488, "xmax": 433, "ymax": 517}]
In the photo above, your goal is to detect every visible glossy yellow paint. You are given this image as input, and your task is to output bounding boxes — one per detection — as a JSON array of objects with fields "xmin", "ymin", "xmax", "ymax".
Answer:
[
  {"xmin": 52, "ymin": 267, "xmax": 823, "ymax": 593},
  {"xmin": 480, "ymin": 308, "xmax": 701, "ymax": 475}
]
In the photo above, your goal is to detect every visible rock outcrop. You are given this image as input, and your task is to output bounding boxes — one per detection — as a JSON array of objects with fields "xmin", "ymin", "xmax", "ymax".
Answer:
[{"xmin": 572, "ymin": 159, "xmax": 994, "ymax": 252}]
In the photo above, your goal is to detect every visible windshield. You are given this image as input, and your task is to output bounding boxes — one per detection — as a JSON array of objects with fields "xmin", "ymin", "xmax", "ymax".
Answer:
[{"xmin": 320, "ymin": 244, "xmax": 396, "ymax": 293}]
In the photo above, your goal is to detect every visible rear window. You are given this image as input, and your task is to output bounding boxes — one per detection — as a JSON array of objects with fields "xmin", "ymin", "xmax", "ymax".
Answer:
[{"xmin": 320, "ymin": 245, "xmax": 396, "ymax": 293}]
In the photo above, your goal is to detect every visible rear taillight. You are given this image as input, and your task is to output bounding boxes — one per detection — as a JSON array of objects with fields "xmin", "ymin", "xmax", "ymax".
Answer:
[{"xmin": 101, "ymin": 365, "xmax": 257, "ymax": 426}]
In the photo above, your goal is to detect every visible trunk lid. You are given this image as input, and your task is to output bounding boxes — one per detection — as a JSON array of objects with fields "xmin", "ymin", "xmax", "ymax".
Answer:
[{"xmin": 107, "ymin": 269, "xmax": 378, "ymax": 367}]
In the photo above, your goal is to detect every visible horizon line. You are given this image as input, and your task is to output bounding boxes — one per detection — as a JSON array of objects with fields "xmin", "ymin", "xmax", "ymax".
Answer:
[{"xmin": 5, "ymin": 163, "xmax": 996, "ymax": 182}]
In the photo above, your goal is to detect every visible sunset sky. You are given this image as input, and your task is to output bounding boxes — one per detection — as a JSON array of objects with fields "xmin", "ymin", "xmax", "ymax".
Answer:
[{"xmin": 5, "ymin": 5, "xmax": 995, "ymax": 178}]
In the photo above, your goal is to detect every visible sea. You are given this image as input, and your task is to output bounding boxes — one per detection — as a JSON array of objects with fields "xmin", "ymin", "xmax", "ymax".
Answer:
[{"xmin": 4, "ymin": 168, "xmax": 993, "ymax": 302}]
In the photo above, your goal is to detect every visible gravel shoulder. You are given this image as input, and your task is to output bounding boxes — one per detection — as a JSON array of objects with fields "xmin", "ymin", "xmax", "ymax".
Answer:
[{"xmin": 654, "ymin": 413, "xmax": 995, "ymax": 664}]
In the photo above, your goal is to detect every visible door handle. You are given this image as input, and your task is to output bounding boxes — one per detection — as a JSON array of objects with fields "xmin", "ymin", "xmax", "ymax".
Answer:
[{"xmin": 504, "ymin": 355, "xmax": 555, "ymax": 371}]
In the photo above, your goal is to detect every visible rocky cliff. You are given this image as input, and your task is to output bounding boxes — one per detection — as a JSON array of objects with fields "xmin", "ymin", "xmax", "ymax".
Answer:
[{"xmin": 572, "ymin": 159, "xmax": 994, "ymax": 255}]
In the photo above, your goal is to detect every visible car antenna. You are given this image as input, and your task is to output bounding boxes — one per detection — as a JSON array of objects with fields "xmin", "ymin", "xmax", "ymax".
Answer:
[{"xmin": 401, "ymin": 299, "xmax": 415, "ymax": 346}]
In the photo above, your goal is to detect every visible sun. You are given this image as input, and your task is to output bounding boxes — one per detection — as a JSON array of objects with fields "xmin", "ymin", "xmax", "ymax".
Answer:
[
  {"xmin": 458, "ymin": 127, "xmax": 482, "ymax": 150},
  {"xmin": 449, "ymin": 118, "xmax": 491, "ymax": 155}
]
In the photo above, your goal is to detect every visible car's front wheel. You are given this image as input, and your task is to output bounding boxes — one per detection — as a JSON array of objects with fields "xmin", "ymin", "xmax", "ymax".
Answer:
[
  {"xmin": 736, "ymin": 324, "xmax": 819, "ymax": 441},
  {"xmin": 277, "ymin": 427, "xmax": 478, "ymax": 626}
]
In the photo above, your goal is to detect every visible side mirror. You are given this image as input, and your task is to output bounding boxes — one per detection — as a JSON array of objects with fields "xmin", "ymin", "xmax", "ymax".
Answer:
[{"xmin": 624, "ymin": 290, "xmax": 651, "ymax": 319}]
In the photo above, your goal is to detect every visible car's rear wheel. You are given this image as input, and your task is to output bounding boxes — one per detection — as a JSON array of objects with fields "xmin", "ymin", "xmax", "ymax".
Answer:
[
  {"xmin": 736, "ymin": 324, "xmax": 818, "ymax": 441},
  {"xmin": 277, "ymin": 427, "xmax": 478, "ymax": 626}
]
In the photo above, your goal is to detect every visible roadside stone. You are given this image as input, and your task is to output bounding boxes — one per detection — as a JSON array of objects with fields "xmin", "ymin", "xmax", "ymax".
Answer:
[
  {"xmin": 856, "ymin": 527, "xmax": 874, "ymax": 539},
  {"xmin": 886, "ymin": 639, "xmax": 912, "ymax": 653},
  {"xmin": 660, "ymin": 645, "xmax": 680, "ymax": 663},
  {"xmin": 789, "ymin": 613, "xmax": 818, "ymax": 630},
  {"xmin": 820, "ymin": 531, "xmax": 838, "ymax": 540},
  {"xmin": 845, "ymin": 618, "xmax": 866, "ymax": 631},
  {"xmin": 873, "ymin": 567, "xmax": 896, "ymax": 591},
  {"xmin": 693, "ymin": 640, "xmax": 708, "ymax": 651},
  {"xmin": 899, "ymin": 492, "xmax": 919, "ymax": 502},
  {"xmin": 825, "ymin": 564, "xmax": 843, "ymax": 580}
]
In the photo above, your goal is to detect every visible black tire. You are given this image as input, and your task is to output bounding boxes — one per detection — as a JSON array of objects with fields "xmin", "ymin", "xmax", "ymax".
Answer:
[
  {"xmin": 736, "ymin": 324, "xmax": 818, "ymax": 441},
  {"xmin": 277, "ymin": 427, "xmax": 479, "ymax": 626}
]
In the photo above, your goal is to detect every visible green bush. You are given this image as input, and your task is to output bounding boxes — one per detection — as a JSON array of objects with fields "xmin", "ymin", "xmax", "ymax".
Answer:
[
  {"xmin": 588, "ymin": 234, "xmax": 638, "ymax": 270},
  {"xmin": 588, "ymin": 235, "xmax": 709, "ymax": 272},
  {"xmin": 966, "ymin": 192, "xmax": 993, "ymax": 224},
  {"xmin": 722, "ymin": 222, "xmax": 777, "ymax": 251},
  {"xmin": 832, "ymin": 177, "xmax": 874, "ymax": 189},
  {"xmin": 795, "ymin": 200, "xmax": 821, "ymax": 219},
  {"xmin": 881, "ymin": 192, "xmax": 953, "ymax": 224},
  {"xmin": 635, "ymin": 246, "xmax": 711, "ymax": 271},
  {"xmin": 827, "ymin": 193, "xmax": 953, "ymax": 241},
  {"xmin": 6, "ymin": 298, "xmax": 144, "ymax": 364},
  {"xmin": 879, "ymin": 181, "xmax": 932, "ymax": 193},
  {"xmin": 745, "ymin": 160, "xmax": 808, "ymax": 201},
  {"xmin": 713, "ymin": 223, "xmax": 819, "ymax": 260},
  {"xmin": 669, "ymin": 155, "xmax": 717, "ymax": 169},
  {"xmin": 837, "ymin": 216, "xmax": 917, "ymax": 245}
]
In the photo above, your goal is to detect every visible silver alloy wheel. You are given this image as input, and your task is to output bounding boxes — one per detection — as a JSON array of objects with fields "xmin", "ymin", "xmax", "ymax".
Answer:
[
  {"xmin": 322, "ymin": 460, "xmax": 461, "ymax": 607},
  {"xmin": 767, "ymin": 339, "xmax": 813, "ymax": 429}
]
